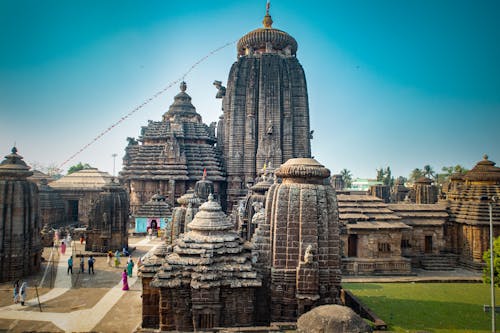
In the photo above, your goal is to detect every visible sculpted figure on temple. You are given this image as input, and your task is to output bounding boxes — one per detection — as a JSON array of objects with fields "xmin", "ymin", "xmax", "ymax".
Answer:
[
  {"xmin": 127, "ymin": 137, "xmax": 138, "ymax": 145},
  {"xmin": 304, "ymin": 245, "xmax": 314, "ymax": 264},
  {"xmin": 213, "ymin": 80, "xmax": 226, "ymax": 98}
]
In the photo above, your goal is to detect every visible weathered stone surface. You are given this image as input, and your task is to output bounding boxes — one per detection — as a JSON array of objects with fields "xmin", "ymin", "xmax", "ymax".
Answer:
[
  {"xmin": 0, "ymin": 147, "xmax": 42, "ymax": 282},
  {"xmin": 121, "ymin": 82, "xmax": 225, "ymax": 213},
  {"xmin": 85, "ymin": 179, "xmax": 129, "ymax": 252},
  {"xmin": 221, "ymin": 9, "xmax": 311, "ymax": 210},
  {"xmin": 49, "ymin": 168, "xmax": 114, "ymax": 224},
  {"xmin": 262, "ymin": 158, "xmax": 341, "ymax": 322},
  {"xmin": 150, "ymin": 195, "xmax": 260, "ymax": 331},
  {"xmin": 446, "ymin": 155, "xmax": 500, "ymax": 269},
  {"xmin": 297, "ymin": 305, "xmax": 372, "ymax": 333}
]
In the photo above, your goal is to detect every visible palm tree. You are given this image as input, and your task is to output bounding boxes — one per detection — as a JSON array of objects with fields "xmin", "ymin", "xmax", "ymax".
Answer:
[
  {"xmin": 409, "ymin": 168, "xmax": 423, "ymax": 183},
  {"xmin": 423, "ymin": 165, "xmax": 435, "ymax": 179},
  {"xmin": 340, "ymin": 168, "xmax": 353, "ymax": 189}
]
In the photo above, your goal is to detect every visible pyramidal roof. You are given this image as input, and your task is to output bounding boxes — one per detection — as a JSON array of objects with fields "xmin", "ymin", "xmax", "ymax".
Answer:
[{"xmin": 50, "ymin": 168, "xmax": 113, "ymax": 189}]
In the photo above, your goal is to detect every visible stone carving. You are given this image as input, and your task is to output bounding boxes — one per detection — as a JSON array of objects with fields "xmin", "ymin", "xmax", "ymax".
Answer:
[
  {"xmin": 126, "ymin": 137, "xmax": 138, "ymax": 145},
  {"xmin": 304, "ymin": 245, "xmax": 314, "ymax": 264},
  {"xmin": 213, "ymin": 80, "xmax": 226, "ymax": 98}
]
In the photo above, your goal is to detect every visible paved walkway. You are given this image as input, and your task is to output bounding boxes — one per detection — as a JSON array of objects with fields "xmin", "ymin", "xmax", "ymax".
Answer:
[{"xmin": 0, "ymin": 238, "xmax": 161, "ymax": 332}]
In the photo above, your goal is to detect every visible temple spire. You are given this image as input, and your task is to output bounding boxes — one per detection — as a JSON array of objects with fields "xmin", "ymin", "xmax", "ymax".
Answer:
[{"xmin": 263, "ymin": 0, "xmax": 273, "ymax": 28}]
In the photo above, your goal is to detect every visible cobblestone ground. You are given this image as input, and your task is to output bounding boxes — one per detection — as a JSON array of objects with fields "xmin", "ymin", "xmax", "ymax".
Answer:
[{"xmin": 0, "ymin": 235, "xmax": 162, "ymax": 333}]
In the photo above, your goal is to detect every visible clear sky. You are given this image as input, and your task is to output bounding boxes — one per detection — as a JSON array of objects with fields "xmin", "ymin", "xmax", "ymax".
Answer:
[{"xmin": 1, "ymin": 0, "xmax": 499, "ymax": 179}]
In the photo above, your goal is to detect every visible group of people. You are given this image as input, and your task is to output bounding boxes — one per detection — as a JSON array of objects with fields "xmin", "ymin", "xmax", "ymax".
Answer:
[
  {"xmin": 67, "ymin": 255, "xmax": 95, "ymax": 274},
  {"xmin": 13, "ymin": 280, "xmax": 28, "ymax": 305}
]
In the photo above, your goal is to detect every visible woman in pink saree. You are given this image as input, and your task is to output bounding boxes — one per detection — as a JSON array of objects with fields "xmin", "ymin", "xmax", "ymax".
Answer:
[
  {"xmin": 122, "ymin": 269, "xmax": 129, "ymax": 290},
  {"xmin": 60, "ymin": 241, "xmax": 66, "ymax": 255}
]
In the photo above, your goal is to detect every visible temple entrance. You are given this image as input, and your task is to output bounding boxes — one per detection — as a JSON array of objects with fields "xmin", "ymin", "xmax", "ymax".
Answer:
[
  {"xmin": 348, "ymin": 234, "xmax": 358, "ymax": 257},
  {"xmin": 197, "ymin": 313, "xmax": 215, "ymax": 329},
  {"xmin": 68, "ymin": 200, "xmax": 79, "ymax": 221},
  {"xmin": 425, "ymin": 236, "xmax": 433, "ymax": 253}
]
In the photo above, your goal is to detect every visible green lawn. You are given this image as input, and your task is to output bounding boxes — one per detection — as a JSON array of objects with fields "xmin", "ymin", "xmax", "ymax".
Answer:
[{"xmin": 342, "ymin": 282, "xmax": 500, "ymax": 333}]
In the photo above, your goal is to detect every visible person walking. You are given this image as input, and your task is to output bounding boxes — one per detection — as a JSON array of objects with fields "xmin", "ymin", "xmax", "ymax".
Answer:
[
  {"xmin": 60, "ymin": 241, "xmax": 66, "ymax": 255},
  {"xmin": 19, "ymin": 281, "xmax": 27, "ymax": 306},
  {"xmin": 121, "ymin": 269, "xmax": 129, "ymax": 290},
  {"xmin": 13, "ymin": 280, "xmax": 20, "ymax": 304},
  {"xmin": 80, "ymin": 256, "xmax": 85, "ymax": 273},
  {"xmin": 127, "ymin": 256, "xmax": 134, "ymax": 277},
  {"xmin": 88, "ymin": 256, "xmax": 95, "ymax": 274},
  {"xmin": 67, "ymin": 256, "xmax": 73, "ymax": 274},
  {"xmin": 115, "ymin": 250, "xmax": 121, "ymax": 268},
  {"xmin": 107, "ymin": 250, "xmax": 113, "ymax": 266}
]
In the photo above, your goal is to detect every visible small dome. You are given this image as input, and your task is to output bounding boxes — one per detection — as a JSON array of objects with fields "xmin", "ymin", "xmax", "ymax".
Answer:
[
  {"xmin": 0, "ymin": 147, "xmax": 33, "ymax": 178},
  {"xmin": 463, "ymin": 154, "xmax": 500, "ymax": 183},
  {"xmin": 237, "ymin": 7, "xmax": 297, "ymax": 56},
  {"xmin": 187, "ymin": 194, "xmax": 233, "ymax": 231},
  {"xmin": 162, "ymin": 81, "xmax": 200, "ymax": 121},
  {"xmin": 275, "ymin": 158, "xmax": 330, "ymax": 181},
  {"xmin": 415, "ymin": 177, "xmax": 433, "ymax": 184}
]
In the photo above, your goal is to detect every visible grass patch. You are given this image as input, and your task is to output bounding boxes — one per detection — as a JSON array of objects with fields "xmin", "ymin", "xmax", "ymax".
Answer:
[{"xmin": 342, "ymin": 282, "xmax": 500, "ymax": 333}]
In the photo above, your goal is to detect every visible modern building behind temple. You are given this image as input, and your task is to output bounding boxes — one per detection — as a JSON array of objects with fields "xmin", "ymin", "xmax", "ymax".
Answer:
[{"xmin": 0, "ymin": 147, "xmax": 42, "ymax": 282}]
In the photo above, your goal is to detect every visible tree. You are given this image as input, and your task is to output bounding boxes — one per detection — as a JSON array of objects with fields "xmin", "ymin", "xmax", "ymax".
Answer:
[
  {"xmin": 28, "ymin": 161, "xmax": 63, "ymax": 179},
  {"xmin": 67, "ymin": 162, "xmax": 92, "ymax": 175},
  {"xmin": 376, "ymin": 166, "xmax": 395, "ymax": 187},
  {"xmin": 422, "ymin": 165, "xmax": 435, "ymax": 179},
  {"xmin": 409, "ymin": 168, "xmax": 424, "ymax": 183},
  {"xmin": 340, "ymin": 168, "xmax": 353, "ymax": 189},
  {"xmin": 483, "ymin": 236, "xmax": 500, "ymax": 287}
]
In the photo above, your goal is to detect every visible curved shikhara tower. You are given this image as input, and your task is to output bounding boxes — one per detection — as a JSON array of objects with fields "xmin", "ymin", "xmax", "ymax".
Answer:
[{"xmin": 221, "ymin": 5, "xmax": 311, "ymax": 209}]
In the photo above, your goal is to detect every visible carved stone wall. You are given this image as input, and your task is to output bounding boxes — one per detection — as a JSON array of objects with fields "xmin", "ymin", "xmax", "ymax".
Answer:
[{"xmin": 0, "ymin": 148, "xmax": 42, "ymax": 282}]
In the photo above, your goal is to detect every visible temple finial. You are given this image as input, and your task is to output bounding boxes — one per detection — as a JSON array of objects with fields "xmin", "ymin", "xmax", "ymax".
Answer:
[
  {"xmin": 484, "ymin": 154, "xmax": 489, "ymax": 160},
  {"xmin": 263, "ymin": 0, "xmax": 273, "ymax": 28},
  {"xmin": 180, "ymin": 81, "xmax": 187, "ymax": 92}
]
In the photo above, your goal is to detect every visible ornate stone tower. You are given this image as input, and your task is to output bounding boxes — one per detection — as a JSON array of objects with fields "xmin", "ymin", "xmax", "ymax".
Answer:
[
  {"xmin": 0, "ymin": 147, "xmax": 42, "ymax": 282},
  {"xmin": 256, "ymin": 158, "xmax": 341, "ymax": 322},
  {"xmin": 221, "ymin": 4, "xmax": 311, "ymax": 209},
  {"xmin": 121, "ymin": 82, "xmax": 225, "ymax": 213},
  {"xmin": 85, "ymin": 179, "xmax": 129, "ymax": 252},
  {"xmin": 414, "ymin": 177, "xmax": 438, "ymax": 204}
]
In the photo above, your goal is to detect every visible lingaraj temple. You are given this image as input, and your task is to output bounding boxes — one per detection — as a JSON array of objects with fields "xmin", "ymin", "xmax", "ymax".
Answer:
[{"xmin": 1, "ymin": 4, "xmax": 500, "ymax": 332}]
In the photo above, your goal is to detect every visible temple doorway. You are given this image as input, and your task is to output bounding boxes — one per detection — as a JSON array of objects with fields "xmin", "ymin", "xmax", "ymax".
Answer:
[
  {"xmin": 68, "ymin": 200, "xmax": 79, "ymax": 221},
  {"xmin": 348, "ymin": 234, "xmax": 358, "ymax": 257},
  {"xmin": 425, "ymin": 235, "xmax": 433, "ymax": 253}
]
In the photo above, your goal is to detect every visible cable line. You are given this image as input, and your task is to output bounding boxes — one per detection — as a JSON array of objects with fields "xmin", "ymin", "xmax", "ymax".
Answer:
[{"xmin": 58, "ymin": 40, "xmax": 236, "ymax": 169}]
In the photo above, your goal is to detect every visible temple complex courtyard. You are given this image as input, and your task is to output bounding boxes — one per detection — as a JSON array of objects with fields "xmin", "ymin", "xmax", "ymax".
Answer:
[
  {"xmin": 0, "ymin": 235, "xmax": 161, "ymax": 332},
  {"xmin": 0, "ymin": 233, "xmax": 485, "ymax": 332}
]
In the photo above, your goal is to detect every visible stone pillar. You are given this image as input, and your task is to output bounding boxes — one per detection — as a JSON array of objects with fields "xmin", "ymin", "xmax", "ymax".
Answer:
[{"xmin": 0, "ymin": 147, "xmax": 42, "ymax": 282}]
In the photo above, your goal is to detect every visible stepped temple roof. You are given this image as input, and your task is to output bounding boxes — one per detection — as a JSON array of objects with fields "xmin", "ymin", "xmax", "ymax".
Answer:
[
  {"xmin": 338, "ymin": 194, "xmax": 410, "ymax": 230},
  {"xmin": 50, "ymin": 168, "xmax": 113, "ymax": 190},
  {"xmin": 389, "ymin": 203, "xmax": 448, "ymax": 226},
  {"xmin": 151, "ymin": 195, "xmax": 260, "ymax": 289},
  {"xmin": 463, "ymin": 154, "xmax": 500, "ymax": 184},
  {"xmin": 121, "ymin": 82, "xmax": 224, "ymax": 182},
  {"xmin": 237, "ymin": 5, "xmax": 298, "ymax": 56},
  {"xmin": 0, "ymin": 147, "xmax": 33, "ymax": 179},
  {"xmin": 135, "ymin": 194, "xmax": 171, "ymax": 218}
]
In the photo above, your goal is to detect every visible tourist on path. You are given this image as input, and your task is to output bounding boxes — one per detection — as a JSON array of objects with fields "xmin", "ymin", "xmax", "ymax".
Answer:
[
  {"xmin": 115, "ymin": 250, "xmax": 121, "ymax": 268},
  {"xmin": 122, "ymin": 269, "xmax": 129, "ymax": 290},
  {"xmin": 60, "ymin": 241, "xmax": 66, "ymax": 255},
  {"xmin": 13, "ymin": 280, "xmax": 20, "ymax": 304},
  {"xmin": 19, "ymin": 281, "xmax": 27, "ymax": 306},
  {"xmin": 127, "ymin": 256, "xmax": 134, "ymax": 277},
  {"xmin": 67, "ymin": 256, "xmax": 73, "ymax": 274},
  {"xmin": 107, "ymin": 250, "xmax": 113, "ymax": 266},
  {"xmin": 80, "ymin": 256, "xmax": 85, "ymax": 273},
  {"xmin": 80, "ymin": 234, "xmax": 85, "ymax": 244},
  {"xmin": 88, "ymin": 255, "xmax": 95, "ymax": 274}
]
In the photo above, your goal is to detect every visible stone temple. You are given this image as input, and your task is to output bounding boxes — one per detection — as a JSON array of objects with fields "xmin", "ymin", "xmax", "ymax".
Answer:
[{"xmin": 217, "ymin": 7, "xmax": 312, "ymax": 210}]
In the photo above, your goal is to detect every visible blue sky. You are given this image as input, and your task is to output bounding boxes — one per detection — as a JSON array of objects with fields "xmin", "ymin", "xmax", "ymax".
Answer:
[{"xmin": 1, "ymin": 0, "xmax": 499, "ymax": 179}]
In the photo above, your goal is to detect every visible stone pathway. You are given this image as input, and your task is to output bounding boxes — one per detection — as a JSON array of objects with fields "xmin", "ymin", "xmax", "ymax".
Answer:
[{"xmin": 0, "ymin": 237, "xmax": 161, "ymax": 332}]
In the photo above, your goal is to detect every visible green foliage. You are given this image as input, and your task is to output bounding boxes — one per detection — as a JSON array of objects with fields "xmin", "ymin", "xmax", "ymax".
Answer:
[
  {"xmin": 343, "ymin": 282, "xmax": 500, "ymax": 332},
  {"xmin": 423, "ymin": 164, "xmax": 435, "ymax": 179},
  {"xmin": 409, "ymin": 168, "xmax": 424, "ymax": 183},
  {"xmin": 376, "ymin": 166, "xmax": 394, "ymax": 187},
  {"xmin": 340, "ymin": 168, "xmax": 353, "ymax": 189},
  {"xmin": 482, "ymin": 236, "xmax": 500, "ymax": 287},
  {"xmin": 67, "ymin": 162, "xmax": 92, "ymax": 175}
]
